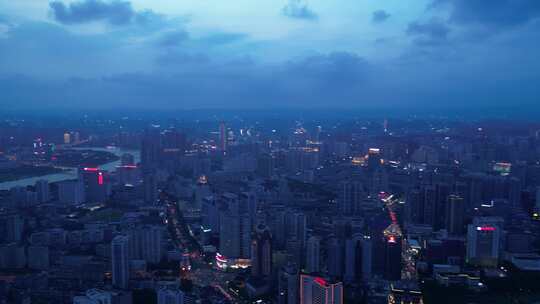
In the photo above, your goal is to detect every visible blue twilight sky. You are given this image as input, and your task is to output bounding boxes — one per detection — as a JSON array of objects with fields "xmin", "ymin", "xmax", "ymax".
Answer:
[{"xmin": 0, "ymin": 0, "xmax": 539, "ymax": 111}]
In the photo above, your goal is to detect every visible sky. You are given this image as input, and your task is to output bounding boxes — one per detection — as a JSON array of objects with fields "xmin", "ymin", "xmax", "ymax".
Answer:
[{"xmin": 1, "ymin": 0, "xmax": 540, "ymax": 112}]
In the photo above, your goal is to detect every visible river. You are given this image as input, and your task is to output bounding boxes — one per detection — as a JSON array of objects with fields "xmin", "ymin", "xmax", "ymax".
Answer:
[{"xmin": 0, "ymin": 147, "xmax": 140, "ymax": 190}]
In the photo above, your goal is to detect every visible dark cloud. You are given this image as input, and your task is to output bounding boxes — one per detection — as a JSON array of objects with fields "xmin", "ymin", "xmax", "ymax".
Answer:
[
  {"xmin": 0, "ymin": 51, "xmax": 373, "ymax": 109},
  {"xmin": 372, "ymin": 10, "xmax": 390, "ymax": 23},
  {"xmin": 49, "ymin": 0, "xmax": 167, "ymax": 27},
  {"xmin": 2, "ymin": 42, "xmax": 540, "ymax": 112},
  {"xmin": 407, "ymin": 19, "xmax": 451, "ymax": 45},
  {"xmin": 49, "ymin": 0, "xmax": 135, "ymax": 25},
  {"xmin": 433, "ymin": 0, "xmax": 540, "ymax": 29},
  {"xmin": 282, "ymin": 0, "xmax": 318, "ymax": 20},
  {"xmin": 158, "ymin": 30, "xmax": 189, "ymax": 47}
]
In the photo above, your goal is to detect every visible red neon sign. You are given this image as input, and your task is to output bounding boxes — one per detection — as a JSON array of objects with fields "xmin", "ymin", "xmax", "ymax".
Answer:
[
  {"xmin": 216, "ymin": 253, "xmax": 227, "ymax": 263},
  {"xmin": 98, "ymin": 172, "xmax": 104, "ymax": 185},
  {"xmin": 314, "ymin": 277, "xmax": 327, "ymax": 286},
  {"xmin": 477, "ymin": 226, "xmax": 496, "ymax": 231},
  {"xmin": 83, "ymin": 167, "xmax": 99, "ymax": 172}
]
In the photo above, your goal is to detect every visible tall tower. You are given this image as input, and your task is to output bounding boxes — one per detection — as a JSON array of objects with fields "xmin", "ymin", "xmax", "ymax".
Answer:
[
  {"xmin": 383, "ymin": 224, "xmax": 402, "ymax": 281},
  {"xmin": 112, "ymin": 235, "xmax": 130, "ymax": 289},
  {"xmin": 35, "ymin": 179, "xmax": 50, "ymax": 203},
  {"xmin": 219, "ymin": 121, "xmax": 227, "ymax": 152},
  {"xmin": 251, "ymin": 224, "xmax": 273, "ymax": 278},
  {"xmin": 141, "ymin": 126, "xmax": 162, "ymax": 169},
  {"xmin": 278, "ymin": 263, "xmax": 299, "ymax": 304},
  {"xmin": 445, "ymin": 194, "xmax": 465, "ymax": 235},
  {"xmin": 305, "ymin": 236, "xmax": 320, "ymax": 273},
  {"xmin": 143, "ymin": 169, "xmax": 158, "ymax": 204}
]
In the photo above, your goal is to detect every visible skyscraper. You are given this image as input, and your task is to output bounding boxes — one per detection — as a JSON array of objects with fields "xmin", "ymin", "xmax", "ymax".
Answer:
[
  {"xmin": 300, "ymin": 274, "xmax": 343, "ymax": 304},
  {"xmin": 383, "ymin": 224, "xmax": 402, "ymax": 281},
  {"xmin": 80, "ymin": 167, "xmax": 109, "ymax": 203},
  {"xmin": 305, "ymin": 236, "xmax": 320, "ymax": 273},
  {"xmin": 141, "ymin": 126, "xmax": 162, "ymax": 169},
  {"xmin": 278, "ymin": 263, "xmax": 299, "ymax": 304},
  {"xmin": 35, "ymin": 179, "xmax": 49, "ymax": 203},
  {"xmin": 219, "ymin": 121, "xmax": 227, "ymax": 152},
  {"xmin": 445, "ymin": 194, "xmax": 465, "ymax": 235},
  {"xmin": 58, "ymin": 179, "xmax": 85, "ymax": 205},
  {"xmin": 219, "ymin": 211, "xmax": 251, "ymax": 259},
  {"xmin": 143, "ymin": 169, "xmax": 158, "ymax": 204},
  {"xmin": 466, "ymin": 217, "xmax": 504, "ymax": 267},
  {"xmin": 338, "ymin": 180, "xmax": 364, "ymax": 215},
  {"xmin": 112, "ymin": 235, "xmax": 130, "ymax": 289},
  {"xmin": 359, "ymin": 235, "xmax": 373, "ymax": 280},
  {"xmin": 251, "ymin": 224, "xmax": 273, "ymax": 278},
  {"xmin": 128, "ymin": 225, "xmax": 163, "ymax": 264},
  {"xmin": 326, "ymin": 237, "xmax": 343, "ymax": 278}
]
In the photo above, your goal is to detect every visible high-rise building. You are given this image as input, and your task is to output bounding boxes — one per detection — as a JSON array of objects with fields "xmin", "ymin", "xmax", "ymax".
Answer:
[
  {"xmin": 466, "ymin": 217, "xmax": 504, "ymax": 267},
  {"xmin": 285, "ymin": 211, "xmax": 307, "ymax": 249},
  {"xmin": 359, "ymin": 235, "xmax": 373, "ymax": 280},
  {"xmin": 367, "ymin": 148, "xmax": 382, "ymax": 170},
  {"xmin": 58, "ymin": 179, "xmax": 85, "ymax": 205},
  {"xmin": 201, "ymin": 196, "xmax": 220, "ymax": 234},
  {"xmin": 445, "ymin": 195, "xmax": 465, "ymax": 235},
  {"xmin": 141, "ymin": 126, "xmax": 162, "ymax": 169},
  {"xmin": 338, "ymin": 180, "xmax": 364, "ymax": 215},
  {"xmin": 143, "ymin": 169, "xmax": 158, "ymax": 204},
  {"xmin": 383, "ymin": 225, "xmax": 402, "ymax": 281},
  {"xmin": 64, "ymin": 132, "xmax": 71, "ymax": 144},
  {"xmin": 278, "ymin": 263, "xmax": 299, "ymax": 304},
  {"xmin": 35, "ymin": 179, "xmax": 50, "ymax": 203},
  {"xmin": 300, "ymin": 274, "xmax": 343, "ymax": 304},
  {"xmin": 219, "ymin": 121, "xmax": 227, "ymax": 152},
  {"xmin": 80, "ymin": 167, "xmax": 109, "ymax": 203},
  {"xmin": 1, "ymin": 214, "xmax": 24, "ymax": 243},
  {"xmin": 422, "ymin": 185, "xmax": 437, "ymax": 228},
  {"xmin": 251, "ymin": 224, "xmax": 272, "ymax": 278},
  {"xmin": 219, "ymin": 211, "xmax": 251, "ymax": 259},
  {"xmin": 256, "ymin": 153, "xmax": 275, "ymax": 178},
  {"xmin": 405, "ymin": 189, "xmax": 423, "ymax": 225},
  {"xmin": 344, "ymin": 234, "xmax": 365, "ymax": 283},
  {"xmin": 327, "ymin": 237, "xmax": 343, "ymax": 278},
  {"xmin": 305, "ymin": 236, "xmax": 320, "ymax": 273},
  {"xmin": 128, "ymin": 225, "xmax": 163, "ymax": 264},
  {"xmin": 112, "ymin": 235, "xmax": 130, "ymax": 289},
  {"xmin": 157, "ymin": 288, "xmax": 184, "ymax": 304},
  {"xmin": 162, "ymin": 129, "xmax": 186, "ymax": 164}
]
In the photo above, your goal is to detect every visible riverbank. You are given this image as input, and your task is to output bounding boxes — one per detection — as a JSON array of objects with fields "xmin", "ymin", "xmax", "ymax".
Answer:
[{"xmin": 0, "ymin": 147, "xmax": 139, "ymax": 190}]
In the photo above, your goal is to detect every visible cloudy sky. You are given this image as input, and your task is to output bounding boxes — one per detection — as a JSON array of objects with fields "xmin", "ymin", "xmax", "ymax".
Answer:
[{"xmin": 1, "ymin": 0, "xmax": 539, "ymax": 111}]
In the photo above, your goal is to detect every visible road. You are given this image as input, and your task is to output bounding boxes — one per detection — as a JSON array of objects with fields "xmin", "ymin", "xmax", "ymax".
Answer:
[{"xmin": 163, "ymin": 192, "xmax": 240, "ymax": 302}]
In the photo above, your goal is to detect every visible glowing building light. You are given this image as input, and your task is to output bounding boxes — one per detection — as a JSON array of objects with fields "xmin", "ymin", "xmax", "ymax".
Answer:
[
  {"xmin": 314, "ymin": 277, "xmax": 327, "ymax": 286},
  {"xmin": 98, "ymin": 172, "xmax": 104, "ymax": 185},
  {"xmin": 476, "ymin": 226, "xmax": 496, "ymax": 231}
]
